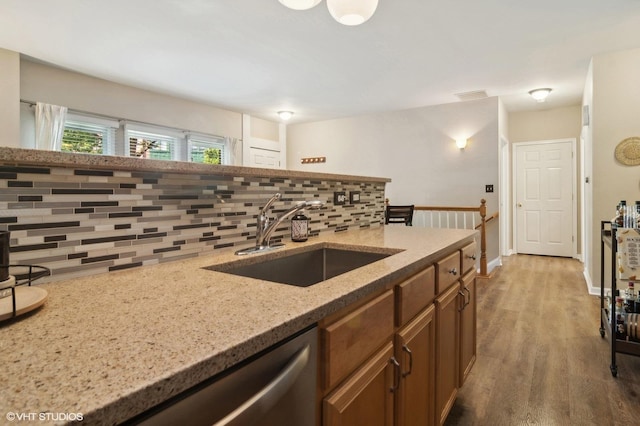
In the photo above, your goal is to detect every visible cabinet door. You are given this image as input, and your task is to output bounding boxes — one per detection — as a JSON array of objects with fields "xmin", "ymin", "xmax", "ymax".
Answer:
[
  {"xmin": 436, "ymin": 251, "xmax": 461, "ymax": 294},
  {"xmin": 435, "ymin": 284, "xmax": 460, "ymax": 426},
  {"xmin": 395, "ymin": 305, "xmax": 435, "ymax": 426},
  {"xmin": 461, "ymin": 241, "xmax": 477, "ymax": 275},
  {"xmin": 323, "ymin": 341, "xmax": 395, "ymax": 426},
  {"xmin": 459, "ymin": 271, "xmax": 477, "ymax": 387},
  {"xmin": 323, "ymin": 290, "xmax": 394, "ymax": 390}
]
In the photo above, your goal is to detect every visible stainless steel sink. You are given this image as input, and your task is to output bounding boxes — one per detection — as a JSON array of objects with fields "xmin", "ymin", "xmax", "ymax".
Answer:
[{"xmin": 206, "ymin": 246, "xmax": 401, "ymax": 287}]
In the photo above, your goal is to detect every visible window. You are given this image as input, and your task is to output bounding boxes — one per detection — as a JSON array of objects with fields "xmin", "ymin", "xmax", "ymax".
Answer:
[
  {"xmin": 188, "ymin": 135, "xmax": 227, "ymax": 165},
  {"xmin": 126, "ymin": 128, "xmax": 178, "ymax": 161},
  {"xmin": 62, "ymin": 114, "xmax": 117, "ymax": 155},
  {"xmin": 23, "ymin": 103, "xmax": 230, "ymax": 164}
]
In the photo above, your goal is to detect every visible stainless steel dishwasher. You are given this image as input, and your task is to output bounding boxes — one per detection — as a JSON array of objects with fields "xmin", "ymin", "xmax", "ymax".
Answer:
[{"xmin": 132, "ymin": 326, "xmax": 317, "ymax": 426}]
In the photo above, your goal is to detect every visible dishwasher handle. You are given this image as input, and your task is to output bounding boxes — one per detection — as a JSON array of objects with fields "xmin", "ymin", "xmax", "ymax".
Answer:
[{"xmin": 215, "ymin": 344, "xmax": 311, "ymax": 426}]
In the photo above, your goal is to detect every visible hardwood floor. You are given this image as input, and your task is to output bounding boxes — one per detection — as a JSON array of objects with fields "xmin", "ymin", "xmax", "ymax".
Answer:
[{"xmin": 444, "ymin": 254, "xmax": 640, "ymax": 426}]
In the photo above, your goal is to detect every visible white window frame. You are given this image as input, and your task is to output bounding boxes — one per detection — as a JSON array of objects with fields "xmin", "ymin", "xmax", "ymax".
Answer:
[
  {"xmin": 124, "ymin": 123, "xmax": 183, "ymax": 161},
  {"xmin": 187, "ymin": 133, "xmax": 229, "ymax": 165},
  {"xmin": 62, "ymin": 113, "xmax": 119, "ymax": 155}
]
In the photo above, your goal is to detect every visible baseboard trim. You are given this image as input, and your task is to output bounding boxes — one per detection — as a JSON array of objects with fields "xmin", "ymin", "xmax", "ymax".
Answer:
[
  {"xmin": 583, "ymin": 267, "xmax": 601, "ymax": 296},
  {"xmin": 477, "ymin": 256, "xmax": 502, "ymax": 280}
]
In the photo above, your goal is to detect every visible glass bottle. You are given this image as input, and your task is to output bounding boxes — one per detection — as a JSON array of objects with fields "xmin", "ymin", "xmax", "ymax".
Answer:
[
  {"xmin": 613, "ymin": 201, "xmax": 625, "ymax": 226},
  {"xmin": 615, "ymin": 296, "xmax": 627, "ymax": 340},
  {"xmin": 624, "ymin": 282, "xmax": 635, "ymax": 313},
  {"xmin": 290, "ymin": 211, "xmax": 309, "ymax": 242}
]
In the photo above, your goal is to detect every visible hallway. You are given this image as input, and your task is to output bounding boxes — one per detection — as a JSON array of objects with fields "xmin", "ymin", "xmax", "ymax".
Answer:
[{"xmin": 445, "ymin": 254, "xmax": 640, "ymax": 425}]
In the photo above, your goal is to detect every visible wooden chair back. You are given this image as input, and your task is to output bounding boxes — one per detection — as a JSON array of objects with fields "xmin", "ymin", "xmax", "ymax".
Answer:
[{"xmin": 385, "ymin": 205, "xmax": 414, "ymax": 226}]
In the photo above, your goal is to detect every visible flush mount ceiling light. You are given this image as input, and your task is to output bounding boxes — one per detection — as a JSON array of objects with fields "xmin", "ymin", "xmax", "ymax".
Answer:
[
  {"xmin": 278, "ymin": 111, "xmax": 294, "ymax": 120},
  {"xmin": 279, "ymin": 0, "xmax": 378, "ymax": 26},
  {"xmin": 326, "ymin": 0, "xmax": 379, "ymax": 26},
  {"xmin": 528, "ymin": 88, "xmax": 552, "ymax": 102},
  {"xmin": 278, "ymin": 0, "xmax": 321, "ymax": 10}
]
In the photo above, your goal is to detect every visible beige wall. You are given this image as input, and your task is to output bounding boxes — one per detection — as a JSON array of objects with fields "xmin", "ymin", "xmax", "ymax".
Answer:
[
  {"xmin": 509, "ymin": 105, "xmax": 582, "ymax": 143},
  {"xmin": 0, "ymin": 48, "xmax": 20, "ymax": 147},
  {"xmin": 287, "ymin": 97, "xmax": 501, "ymax": 269},
  {"xmin": 250, "ymin": 116, "xmax": 279, "ymax": 141},
  {"xmin": 590, "ymin": 48, "xmax": 640, "ymax": 289},
  {"xmin": 508, "ymin": 105, "xmax": 583, "ymax": 256},
  {"xmin": 19, "ymin": 59, "xmax": 243, "ymax": 140}
]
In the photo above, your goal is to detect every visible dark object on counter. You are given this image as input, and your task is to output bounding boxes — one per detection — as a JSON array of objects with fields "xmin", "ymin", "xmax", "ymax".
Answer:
[
  {"xmin": 385, "ymin": 205, "xmax": 414, "ymax": 226},
  {"xmin": 291, "ymin": 212, "xmax": 309, "ymax": 242},
  {"xmin": 0, "ymin": 231, "xmax": 9, "ymax": 282}
]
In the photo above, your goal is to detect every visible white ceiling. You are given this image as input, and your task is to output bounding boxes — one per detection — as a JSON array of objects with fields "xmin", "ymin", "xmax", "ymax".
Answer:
[{"xmin": 1, "ymin": 0, "xmax": 640, "ymax": 124}]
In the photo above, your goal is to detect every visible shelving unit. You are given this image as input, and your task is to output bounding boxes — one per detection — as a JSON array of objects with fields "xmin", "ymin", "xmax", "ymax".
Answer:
[{"xmin": 599, "ymin": 221, "xmax": 640, "ymax": 377}]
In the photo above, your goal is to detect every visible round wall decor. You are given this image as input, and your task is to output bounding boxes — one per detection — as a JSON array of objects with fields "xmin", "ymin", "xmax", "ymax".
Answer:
[{"xmin": 615, "ymin": 136, "xmax": 640, "ymax": 166}]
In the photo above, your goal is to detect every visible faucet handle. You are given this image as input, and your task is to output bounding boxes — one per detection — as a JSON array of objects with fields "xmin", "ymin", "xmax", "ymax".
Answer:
[{"xmin": 262, "ymin": 192, "xmax": 282, "ymax": 213}]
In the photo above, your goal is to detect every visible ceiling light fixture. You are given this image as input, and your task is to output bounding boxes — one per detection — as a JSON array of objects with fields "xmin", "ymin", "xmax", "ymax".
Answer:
[
  {"xmin": 278, "ymin": 0, "xmax": 321, "ymax": 10},
  {"xmin": 279, "ymin": 0, "xmax": 378, "ymax": 26},
  {"xmin": 326, "ymin": 0, "xmax": 379, "ymax": 26},
  {"xmin": 278, "ymin": 111, "xmax": 294, "ymax": 120},
  {"xmin": 528, "ymin": 88, "xmax": 552, "ymax": 102}
]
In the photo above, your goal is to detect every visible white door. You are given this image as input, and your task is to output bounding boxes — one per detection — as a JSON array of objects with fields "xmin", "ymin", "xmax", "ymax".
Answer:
[
  {"xmin": 514, "ymin": 140, "xmax": 574, "ymax": 257},
  {"xmin": 247, "ymin": 147, "xmax": 281, "ymax": 168}
]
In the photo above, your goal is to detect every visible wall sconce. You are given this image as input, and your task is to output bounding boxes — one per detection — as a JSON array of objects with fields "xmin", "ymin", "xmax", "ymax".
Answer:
[
  {"xmin": 277, "ymin": 111, "xmax": 294, "ymax": 121},
  {"xmin": 456, "ymin": 139, "xmax": 468, "ymax": 150},
  {"xmin": 528, "ymin": 88, "xmax": 552, "ymax": 103}
]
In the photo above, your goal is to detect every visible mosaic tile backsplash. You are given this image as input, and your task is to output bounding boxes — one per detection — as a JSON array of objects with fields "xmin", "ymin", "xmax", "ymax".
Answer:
[{"xmin": 0, "ymin": 165, "xmax": 385, "ymax": 283}]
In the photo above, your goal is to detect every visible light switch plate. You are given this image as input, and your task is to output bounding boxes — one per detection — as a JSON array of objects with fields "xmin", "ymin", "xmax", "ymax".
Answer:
[
  {"xmin": 350, "ymin": 191, "xmax": 361, "ymax": 204},
  {"xmin": 334, "ymin": 191, "xmax": 347, "ymax": 205}
]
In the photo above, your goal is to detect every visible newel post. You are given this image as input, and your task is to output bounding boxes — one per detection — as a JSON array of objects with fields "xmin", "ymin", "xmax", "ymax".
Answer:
[{"xmin": 479, "ymin": 198, "xmax": 488, "ymax": 277}]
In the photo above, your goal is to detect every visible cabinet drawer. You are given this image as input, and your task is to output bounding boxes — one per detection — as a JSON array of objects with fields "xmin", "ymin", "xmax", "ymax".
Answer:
[
  {"xmin": 396, "ymin": 266, "xmax": 435, "ymax": 326},
  {"xmin": 322, "ymin": 290, "xmax": 394, "ymax": 390},
  {"xmin": 436, "ymin": 251, "xmax": 461, "ymax": 294},
  {"xmin": 461, "ymin": 241, "xmax": 477, "ymax": 275}
]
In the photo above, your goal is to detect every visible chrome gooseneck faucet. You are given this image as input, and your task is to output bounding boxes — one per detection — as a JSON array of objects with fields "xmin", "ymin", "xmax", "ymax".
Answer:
[{"xmin": 235, "ymin": 193, "xmax": 324, "ymax": 255}]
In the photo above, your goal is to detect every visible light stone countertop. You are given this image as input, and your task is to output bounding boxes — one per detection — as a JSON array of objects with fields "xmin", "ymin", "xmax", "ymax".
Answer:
[
  {"xmin": 0, "ymin": 226, "xmax": 476, "ymax": 425},
  {"xmin": 0, "ymin": 147, "xmax": 390, "ymax": 183}
]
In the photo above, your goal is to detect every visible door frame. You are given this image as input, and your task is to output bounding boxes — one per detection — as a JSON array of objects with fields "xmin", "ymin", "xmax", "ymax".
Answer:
[
  {"xmin": 241, "ymin": 114, "xmax": 287, "ymax": 169},
  {"xmin": 511, "ymin": 138, "xmax": 578, "ymax": 258}
]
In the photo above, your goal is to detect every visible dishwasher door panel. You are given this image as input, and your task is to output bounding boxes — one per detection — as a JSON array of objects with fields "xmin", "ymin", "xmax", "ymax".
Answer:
[{"xmin": 135, "ymin": 326, "xmax": 317, "ymax": 426}]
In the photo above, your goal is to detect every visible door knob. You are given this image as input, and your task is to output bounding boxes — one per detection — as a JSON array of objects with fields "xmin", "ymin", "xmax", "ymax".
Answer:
[{"xmin": 517, "ymin": 203, "xmax": 522, "ymax": 207}]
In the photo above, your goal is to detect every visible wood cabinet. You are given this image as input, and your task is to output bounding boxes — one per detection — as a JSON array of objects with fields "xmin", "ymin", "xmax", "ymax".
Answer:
[
  {"xmin": 461, "ymin": 241, "xmax": 477, "ymax": 275},
  {"xmin": 395, "ymin": 305, "xmax": 435, "ymax": 426},
  {"xmin": 323, "ymin": 341, "xmax": 395, "ymax": 426},
  {"xmin": 322, "ymin": 290, "xmax": 395, "ymax": 390},
  {"xmin": 320, "ymin": 242, "xmax": 476, "ymax": 426},
  {"xmin": 435, "ymin": 283, "xmax": 460, "ymax": 426},
  {"xmin": 436, "ymin": 251, "xmax": 460, "ymax": 294},
  {"xmin": 396, "ymin": 266, "xmax": 435, "ymax": 326},
  {"xmin": 459, "ymin": 271, "xmax": 476, "ymax": 387}
]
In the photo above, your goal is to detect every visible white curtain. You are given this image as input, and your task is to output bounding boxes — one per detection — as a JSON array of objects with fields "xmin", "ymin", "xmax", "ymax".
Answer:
[
  {"xmin": 35, "ymin": 102, "xmax": 68, "ymax": 151},
  {"xmin": 226, "ymin": 136, "xmax": 241, "ymax": 165}
]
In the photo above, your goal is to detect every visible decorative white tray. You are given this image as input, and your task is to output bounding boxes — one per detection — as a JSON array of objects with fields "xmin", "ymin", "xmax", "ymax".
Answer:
[{"xmin": 0, "ymin": 286, "xmax": 48, "ymax": 322}]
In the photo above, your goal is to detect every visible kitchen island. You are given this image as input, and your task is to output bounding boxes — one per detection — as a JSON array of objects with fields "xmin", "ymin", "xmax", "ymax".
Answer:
[{"xmin": 0, "ymin": 226, "xmax": 476, "ymax": 425}]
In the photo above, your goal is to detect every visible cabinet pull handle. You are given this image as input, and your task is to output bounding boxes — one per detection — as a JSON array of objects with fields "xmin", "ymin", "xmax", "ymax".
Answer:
[
  {"xmin": 449, "ymin": 268, "xmax": 457, "ymax": 275},
  {"xmin": 390, "ymin": 356, "xmax": 401, "ymax": 393},
  {"xmin": 458, "ymin": 291, "xmax": 466, "ymax": 312},
  {"xmin": 464, "ymin": 287, "xmax": 471, "ymax": 307},
  {"xmin": 402, "ymin": 345, "xmax": 413, "ymax": 377},
  {"xmin": 466, "ymin": 254, "xmax": 476, "ymax": 260}
]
